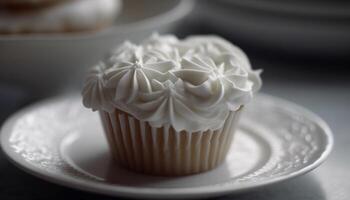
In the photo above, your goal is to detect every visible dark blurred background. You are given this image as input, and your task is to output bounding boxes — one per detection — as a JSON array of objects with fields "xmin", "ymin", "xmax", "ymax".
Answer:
[{"xmin": 0, "ymin": 0, "xmax": 349, "ymax": 199}]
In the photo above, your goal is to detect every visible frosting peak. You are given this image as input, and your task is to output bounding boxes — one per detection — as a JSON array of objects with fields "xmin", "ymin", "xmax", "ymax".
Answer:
[{"xmin": 82, "ymin": 34, "xmax": 262, "ymax": 132}]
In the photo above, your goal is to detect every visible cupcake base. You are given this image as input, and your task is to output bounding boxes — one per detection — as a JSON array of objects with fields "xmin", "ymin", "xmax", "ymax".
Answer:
[{"xmin": 99, "ymin": 107, "xmax": 242, "ymax": 176}]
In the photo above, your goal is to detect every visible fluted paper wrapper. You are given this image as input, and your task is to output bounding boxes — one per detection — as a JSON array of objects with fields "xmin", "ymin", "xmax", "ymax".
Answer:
[{"xmin": 99, "ymin": 108, "xmax": 242, "ymax": 176}]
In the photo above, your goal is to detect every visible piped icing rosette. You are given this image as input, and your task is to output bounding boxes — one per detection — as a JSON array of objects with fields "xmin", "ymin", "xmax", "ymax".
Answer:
[{"xmin": 82, "ymin": 34, "xmax": 262, "ymax": 132}]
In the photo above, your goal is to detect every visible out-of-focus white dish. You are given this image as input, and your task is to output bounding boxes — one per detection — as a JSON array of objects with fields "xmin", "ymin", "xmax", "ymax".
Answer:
[
  {"xmin": 0, "ymin": 0, "xmax": 122, "ymax": 33},
  {"xmin": 0, "ymin": 0, "xmax": 194, "ymax": 95},
  {"xmin": 201, "ymin": 0, "xmax": 350, "ymax": 57},
  {"xmin": 0, "ymin": 94, "xmax": 333, "ymax": 199}
]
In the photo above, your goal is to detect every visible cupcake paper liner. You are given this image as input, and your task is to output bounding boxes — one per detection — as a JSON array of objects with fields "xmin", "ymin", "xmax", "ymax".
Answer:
[{"xmin": 99, "ymin": 107, "xmax": 242, "ymax": 176}]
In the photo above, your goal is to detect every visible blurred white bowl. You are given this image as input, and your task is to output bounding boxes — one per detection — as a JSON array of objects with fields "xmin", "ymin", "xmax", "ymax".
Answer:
[{"xmin": 0, "ymin": 0, "xmax": 194, "ymax": 96}]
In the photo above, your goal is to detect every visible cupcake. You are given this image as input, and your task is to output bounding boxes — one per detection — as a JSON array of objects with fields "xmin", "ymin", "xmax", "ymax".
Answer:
[
  {"xmin": 82, "ymin": 34, "xmax": 262, "ymax": 176},
  {"xmin": 0, "ymin": 0, "xmax": 121, "ymax": 34}
]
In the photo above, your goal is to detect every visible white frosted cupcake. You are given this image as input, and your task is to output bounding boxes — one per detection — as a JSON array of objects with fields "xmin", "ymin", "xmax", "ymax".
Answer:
[
  {"xmin": 0, "ymin": 0, "xmax": 121, "ymax": 34},
  {"xmin": 82, "ymin": 34, "xmax": 262, "ymax": 176}
]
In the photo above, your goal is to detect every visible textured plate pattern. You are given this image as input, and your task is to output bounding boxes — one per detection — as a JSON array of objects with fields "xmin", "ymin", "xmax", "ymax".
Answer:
[
  {"xmin": 8, "ymin": 100, "xmax": 89, "ymax": 179},
  {"xmin": 0, "ymin": 94, "xmax": 333, "ymax": 199},
  {"xmin": 236, "ymin": 98, "xmax": 325, "ymax": 182}
]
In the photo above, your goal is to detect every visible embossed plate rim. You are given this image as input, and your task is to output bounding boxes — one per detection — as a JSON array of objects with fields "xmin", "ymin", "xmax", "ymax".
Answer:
[{"xmin": 0, "ymin": 94, "xmax": 333, "ymax": 199}]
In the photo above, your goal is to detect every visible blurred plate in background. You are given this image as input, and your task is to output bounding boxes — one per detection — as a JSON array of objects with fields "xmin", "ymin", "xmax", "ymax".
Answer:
[
  {"xmin": 200, "ymin": 0, "xmax": 350, "ymax": 57},
  {"xmin": 0, "ymin": 0, "xmax": 194, "ymax": 96}
]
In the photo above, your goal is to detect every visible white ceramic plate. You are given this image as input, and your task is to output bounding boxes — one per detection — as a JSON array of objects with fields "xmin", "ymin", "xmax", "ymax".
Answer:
[
  {"xmin": 0, "ymin": 0, "xmax": 194, "ymax": 95},
  {"xmin": 0, "ymin": 94, "xmax": 333, "ymax": 199}
]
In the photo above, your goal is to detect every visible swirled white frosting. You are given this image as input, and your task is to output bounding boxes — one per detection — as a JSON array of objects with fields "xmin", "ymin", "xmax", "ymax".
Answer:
[{"xmin": 82, "ymin": 34, "xmax": 262, "ymax": 132}]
